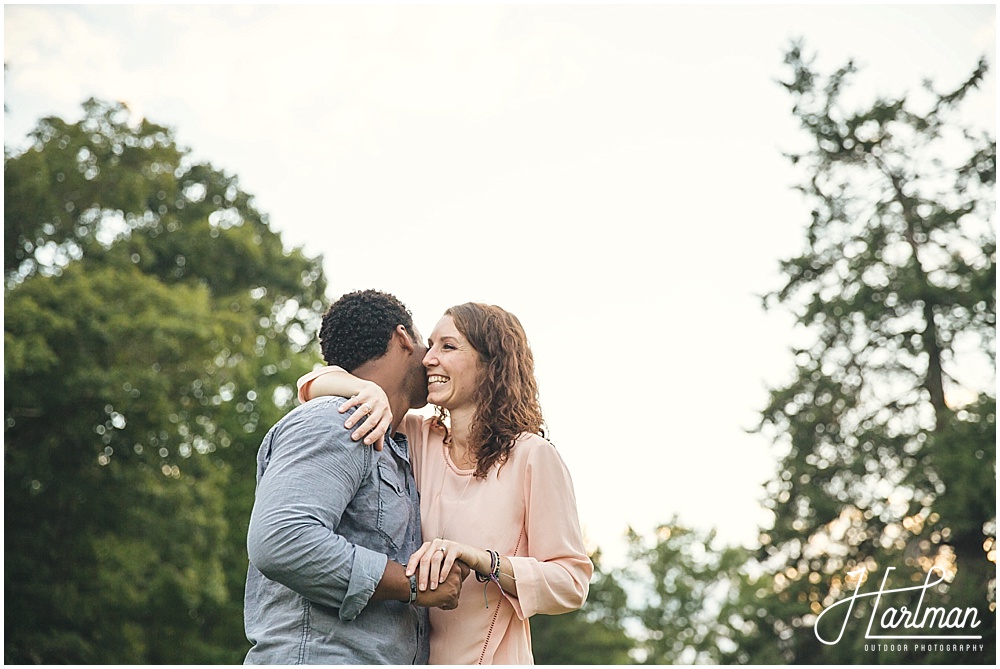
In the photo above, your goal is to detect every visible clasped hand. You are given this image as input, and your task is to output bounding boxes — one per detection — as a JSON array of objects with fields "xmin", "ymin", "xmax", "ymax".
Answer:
[
  {"xmin": 411, "ymin": 557, "xmax": 470, "ymax": 610},
  {"xmin": 407, "ymin": 539, "xmax": 478, "ymax": 597}
]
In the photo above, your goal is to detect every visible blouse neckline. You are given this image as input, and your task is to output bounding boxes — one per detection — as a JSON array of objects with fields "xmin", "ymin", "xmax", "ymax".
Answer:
[{"xmin": 442, "ymin": 440, "xmax": 476, "ymax": 476}]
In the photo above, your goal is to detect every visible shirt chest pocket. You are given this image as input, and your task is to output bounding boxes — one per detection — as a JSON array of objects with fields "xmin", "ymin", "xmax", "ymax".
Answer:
[{"xmin": 376, "ymin": 460, "xmax": 409, "ymax": 553}]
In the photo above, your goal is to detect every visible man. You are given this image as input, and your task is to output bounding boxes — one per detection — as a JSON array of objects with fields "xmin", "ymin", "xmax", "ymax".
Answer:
[{"xmin": 244, "ymin": 290, "xmax": 466, "ymax": 664}]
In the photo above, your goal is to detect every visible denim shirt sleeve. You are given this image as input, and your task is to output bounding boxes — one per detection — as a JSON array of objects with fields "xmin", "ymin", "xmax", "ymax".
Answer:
[{"xmin": 246, "ymin": 400, "xmax": 388, "ymax": 621}]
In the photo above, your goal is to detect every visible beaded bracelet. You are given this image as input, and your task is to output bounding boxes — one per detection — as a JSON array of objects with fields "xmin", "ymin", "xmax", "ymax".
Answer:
[
  {"xmin": 476, "ymin": 549, "xmax": 503, "ymax": 607},
  {"xmin": 489, "ymin": 549, "xmax": 502, "ymax": 583}
]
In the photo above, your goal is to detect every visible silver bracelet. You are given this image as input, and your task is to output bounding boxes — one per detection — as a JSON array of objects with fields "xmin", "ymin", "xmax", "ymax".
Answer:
[{"xmin": 408, "ymin": 573, "xmax": 418, "ymax": 604}]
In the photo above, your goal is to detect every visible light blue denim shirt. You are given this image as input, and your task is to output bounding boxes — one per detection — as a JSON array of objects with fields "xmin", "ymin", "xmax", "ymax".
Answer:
[{"xmin": 244, "ymin": 396, "xmax": 429, "ymax": 664}]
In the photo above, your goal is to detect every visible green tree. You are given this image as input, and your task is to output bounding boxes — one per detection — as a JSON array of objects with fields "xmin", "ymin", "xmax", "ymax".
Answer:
[
  {"xmin": 5, "ymin": 99, "xmax": 327, "ymax": 663},
  {"xmin": 531, "ymin": 522, "xmax": 751, "ymax": 665},
  {"xmin": 620, "ymin": 520, "xmax": 748, "ymax": 665},
  {"xmin": 735, "ymin": 44, "xmax": 995, "ymax": 663},
  {"xmin": 531, "ymin": 549, "xmax": 636, "ymax": 664}
]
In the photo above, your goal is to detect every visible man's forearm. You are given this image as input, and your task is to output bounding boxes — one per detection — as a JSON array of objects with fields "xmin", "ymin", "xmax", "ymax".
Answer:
[{"xmin": 370, "ymin": 560, "xmax": 411, "ymax": 603}]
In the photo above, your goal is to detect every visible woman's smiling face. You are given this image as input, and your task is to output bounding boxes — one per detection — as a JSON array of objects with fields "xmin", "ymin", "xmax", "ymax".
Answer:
[{"xmin": 422, "ymin": 315, "xmax": 482, "ymax": 413}]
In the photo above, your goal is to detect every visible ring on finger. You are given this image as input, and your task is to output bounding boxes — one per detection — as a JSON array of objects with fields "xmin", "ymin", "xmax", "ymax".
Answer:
[{"xmin": 360, "ymin": 403, "xmax": 372, "ymax": 414}]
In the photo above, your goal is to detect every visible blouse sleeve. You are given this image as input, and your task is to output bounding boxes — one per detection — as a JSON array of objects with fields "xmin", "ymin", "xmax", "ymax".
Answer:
[
  {"xmin": 506, "ymin": 439, "xmax": 593, "ymax": 619},
  {"xmin": 296, "ymin": 365, "xmax": 345, "ymax": 404}
]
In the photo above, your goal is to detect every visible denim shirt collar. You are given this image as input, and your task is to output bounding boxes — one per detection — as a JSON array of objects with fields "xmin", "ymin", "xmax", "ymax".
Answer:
[{"xmin": 384, "ymin": 429, "xmax": 411, "ymax": 464}]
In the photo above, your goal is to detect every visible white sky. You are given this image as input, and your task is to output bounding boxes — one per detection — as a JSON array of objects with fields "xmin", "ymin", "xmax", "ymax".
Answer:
[{"xmin": 4, "ymin": 3, "xmax": 995, "ymax": 566}]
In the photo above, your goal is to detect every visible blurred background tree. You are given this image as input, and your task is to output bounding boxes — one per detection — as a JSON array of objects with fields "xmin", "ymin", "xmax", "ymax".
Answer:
[
  {"xmin": 532, "ymin": 523, "xmax": 748, "ymax": 665},
  {"xmin": 729, "ymin": 43, "xmax": 996, "ymax": 663},
  {"xmin": 619, "ymin": 520, "xmax": 749, "ymax": 665},
  {"xmin": 5, "ymin": 99, "xmax": 326, "ymax": 663}
]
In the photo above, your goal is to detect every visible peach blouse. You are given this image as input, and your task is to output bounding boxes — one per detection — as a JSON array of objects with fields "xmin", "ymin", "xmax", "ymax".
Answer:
[{"xmin": 400, "ymin": 413, "xmax": 592, "ymax": 664}]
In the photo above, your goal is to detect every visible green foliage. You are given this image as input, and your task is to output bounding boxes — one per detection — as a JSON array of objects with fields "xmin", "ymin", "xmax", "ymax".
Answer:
[
  {"xmin": 531, "ymin": 549, "xmax": 635, "ymax": 664},
  {"xmin": 530, "ymin": 524, "xmax": 751, "ymax": 665},
  {"xmin": 737, "ymin": 43, "xmax": 996, "ymax": 663},
  {"xmin": 4, "ymin": 99, "xmax": 327, "ymax": 663},
  {"xmin": 619, "ymin": 520, "xmax": 748, "ymax": 665}
]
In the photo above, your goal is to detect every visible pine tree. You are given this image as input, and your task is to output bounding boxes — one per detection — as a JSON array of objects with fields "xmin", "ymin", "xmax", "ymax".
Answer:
[{"xmin": 733, "ymin": 43, "xmax": 995, "ymax": 664}]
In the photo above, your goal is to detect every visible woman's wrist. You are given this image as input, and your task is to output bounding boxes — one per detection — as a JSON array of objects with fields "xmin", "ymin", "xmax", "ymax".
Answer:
[
  {"xmin": 451, "ymin": 543, "xmax": 488, "ymax": 575},
  {"xmin": 475, "ymin": 548, "xmax": 493, "ymax": 575}
]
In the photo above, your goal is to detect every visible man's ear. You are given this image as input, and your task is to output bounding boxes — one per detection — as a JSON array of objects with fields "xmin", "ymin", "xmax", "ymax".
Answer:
[{"xmin": 394, "ymin": 325, "xmax": 416, "ymax": 354}]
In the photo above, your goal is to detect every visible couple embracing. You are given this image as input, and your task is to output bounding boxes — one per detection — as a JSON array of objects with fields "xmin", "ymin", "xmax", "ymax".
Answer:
[{"xmin": 244, "ymin": 290, "xmax": 592, "ymax": 665}]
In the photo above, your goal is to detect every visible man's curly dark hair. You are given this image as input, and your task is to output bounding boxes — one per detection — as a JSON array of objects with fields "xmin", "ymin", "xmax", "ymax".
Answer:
[{"xmin": 319, "ymin": 290, "xmax": 415, "ymax": 372}]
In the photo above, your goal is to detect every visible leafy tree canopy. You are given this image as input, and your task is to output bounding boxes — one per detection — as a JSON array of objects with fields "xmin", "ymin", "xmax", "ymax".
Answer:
[{"xmin": 5, "ymin": 98, "xmax": 327, "ymax": 663}]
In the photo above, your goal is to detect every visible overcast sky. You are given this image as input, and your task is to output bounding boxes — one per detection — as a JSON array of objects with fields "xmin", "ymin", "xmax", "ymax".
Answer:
[{"xmin": 4, "ymin": 3, "xmax": 995, "ymax": 565}]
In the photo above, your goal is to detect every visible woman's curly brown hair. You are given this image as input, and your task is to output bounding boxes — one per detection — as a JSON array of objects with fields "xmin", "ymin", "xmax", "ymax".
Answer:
[{"xmin": 433, "ymin": 302, "xmax": 546, "ymax": 479}]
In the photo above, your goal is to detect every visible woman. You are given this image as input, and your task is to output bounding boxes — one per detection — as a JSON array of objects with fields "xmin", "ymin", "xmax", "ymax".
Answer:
[{"xmin": 297, "ymin": 302, "xmax": 592, "ymax": 664}]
